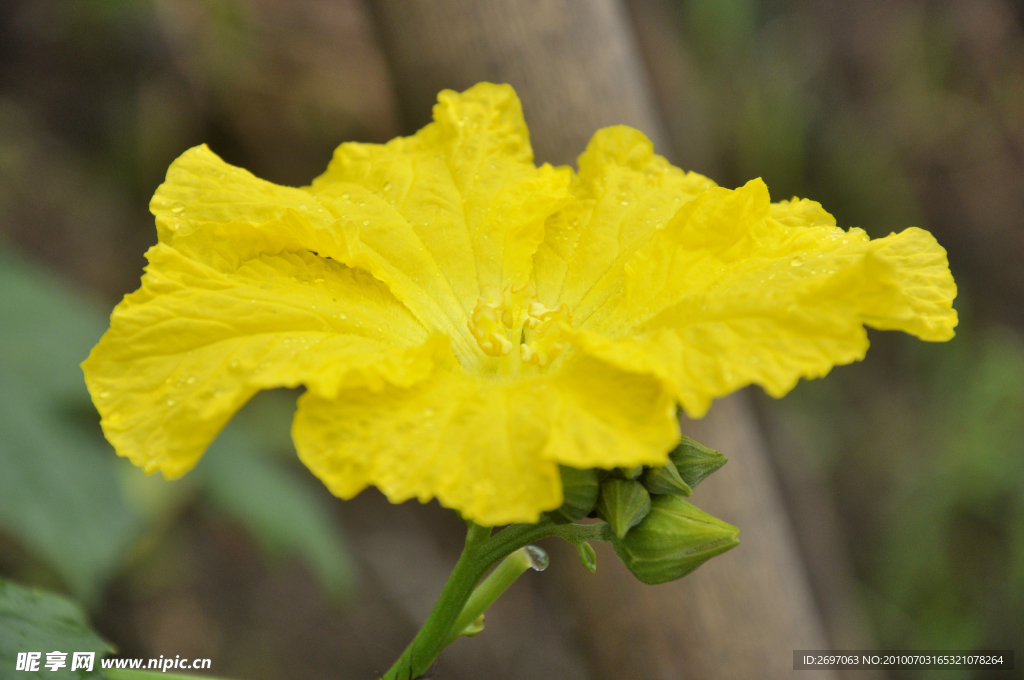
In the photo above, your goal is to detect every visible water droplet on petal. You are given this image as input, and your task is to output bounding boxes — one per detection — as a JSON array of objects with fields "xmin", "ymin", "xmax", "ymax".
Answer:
[
  {"xmin": 99, "ymin": 390, "xmax": 110, "ymax": 399},
  {"xmin": 383, "ymin": 182, "xmax": 392, "ymax": 191},
  {"xmin": 363, "ymin": 219, "xmax": 370, "ymax": 226},
  {"xmin": 186, "ymin": 376, "xmax": 196, "ymax": 385},
  {"xmin": 170, "ymin": 202, "xmax": 185, "ymax": 214},
  {"xmin": 166, "ymin": 399, "xmax": 175, "ymax": 406},
  {"xmin": 791, "ymin": 257, "xmax": 804, "ymax": 267},
  {"xmin": 299, "ymin": 204, "xmax": 308, "ymax": 210},
  {"xmin": 620, "ymin": 199, "xmax": 630, "ymax": 206},
  {"xmin": 230, "ymin": 360, "xmax": 239, "ymax": 368},
  {"xmin": 342, "ymin": 192, "xmax": 350, "ymax": 199}
]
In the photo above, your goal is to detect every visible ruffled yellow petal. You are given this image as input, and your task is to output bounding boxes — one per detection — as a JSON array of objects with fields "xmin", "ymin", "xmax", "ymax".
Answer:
[
  {"xmin": 292, "ymin": 354, "xmax": 678, "ymax": 526},
  {"xmin": 566, "ymin": 178, "xmax": 957, "ymax": 417},
  {"xmin": 83, "ymin": 243, "xmax": 441, "ymax": 478},
  {"xmin": 542, "ymin": 355, "xmax": 680, "ymax": 470},
  {"xmin": 293, "ymin": 364, "xmax": 560, "ymax": 526},
  {"xmin": 310, "ymin": 82, "xmax": 572, "ymax": 370},
  {"xmin": 150, "ymin": 144, "xmax": 348, "ymax": 267},
  {"xmin": 533, "ymin": 125, "xmax": 715, "ymax": 318}
]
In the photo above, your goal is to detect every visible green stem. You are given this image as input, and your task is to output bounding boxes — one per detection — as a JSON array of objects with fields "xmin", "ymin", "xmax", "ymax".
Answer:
[
  {"xmin": 444, "ymin": 546, "xmax": 544, "ymax": 647},
  {"xmin": 380, "ymin": 519, "xmax": 609, "ymax": 679},
  {"xmin": 380, "ymin": 522, "xmax": 493, "ymax": 680}
]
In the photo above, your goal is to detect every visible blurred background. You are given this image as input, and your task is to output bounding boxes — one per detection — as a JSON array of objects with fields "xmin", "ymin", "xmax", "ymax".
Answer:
[{"xmin": 1, "ymin": 0, "xmax": 1022, "ymax": 679}]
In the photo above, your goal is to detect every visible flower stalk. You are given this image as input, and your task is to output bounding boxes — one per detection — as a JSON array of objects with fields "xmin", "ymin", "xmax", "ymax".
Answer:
[
  {"xmin": 381, "ymin": 519, "xmax": 610, "ymax": 679},
  {"xmin": 444, "ymin": 545, "xmax": 549, "ymax": 647}
]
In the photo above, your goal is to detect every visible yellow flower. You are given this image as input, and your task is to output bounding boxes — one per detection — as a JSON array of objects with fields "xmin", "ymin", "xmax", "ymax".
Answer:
[{"xmin": 82, "ymin": 83, "xmax": 957, "ymax": 525}]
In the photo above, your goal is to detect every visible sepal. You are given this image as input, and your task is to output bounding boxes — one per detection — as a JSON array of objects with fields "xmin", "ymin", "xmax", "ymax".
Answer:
[
  {"xmin": 669, "ymin": 436, "xmax": 727, "ymax": 489},
  {"xmin": 596, "ymin": 479, "xmax": 651, "ymax": 539},
  {"xmin": 575, "ymin": 541, "xmax": 598, "ymax": 573},
  {"xmin": 547, "ymin": 466, "xmax": 600, "ymax": 524},
  {"xmin": 641, "ymin": 459, "xmax": 693, "ymax": 496}
]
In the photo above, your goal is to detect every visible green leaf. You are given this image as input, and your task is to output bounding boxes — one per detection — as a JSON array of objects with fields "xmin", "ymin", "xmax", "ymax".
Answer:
[
  {"xmin": 196, "ymin": 420, "xmax": 356, "ymax": 598},
  {"xmin": 0, "ymin": 578, "xmax": 113, "ymax": 679},
  {"xmin": 0, "ymin": 251, "xmax": 139, "ymax": 602}
]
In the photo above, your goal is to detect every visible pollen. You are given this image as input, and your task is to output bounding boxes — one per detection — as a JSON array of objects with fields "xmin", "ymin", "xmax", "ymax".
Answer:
[
  {"xmin": 521, "ymin": 302, "xmax": 572, "ymax": 367},
  {"xmin": 468, "ymin": 283, "xmax": 572, "ymax": 365},
  {"xmin": 468, "ymin": 285, "xmax": 513, "ymax": 356}
]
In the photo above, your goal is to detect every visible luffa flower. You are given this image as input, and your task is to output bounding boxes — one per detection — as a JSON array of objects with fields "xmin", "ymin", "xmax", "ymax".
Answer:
[{"xmin": 83, "ymin": 83, "xmax": 957, "ymax": 526}]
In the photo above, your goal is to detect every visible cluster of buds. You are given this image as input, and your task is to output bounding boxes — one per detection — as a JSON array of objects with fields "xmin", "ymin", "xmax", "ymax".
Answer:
[{"xmin": 547, "ymin": 436, "xmax": 740, "ymax": 584}]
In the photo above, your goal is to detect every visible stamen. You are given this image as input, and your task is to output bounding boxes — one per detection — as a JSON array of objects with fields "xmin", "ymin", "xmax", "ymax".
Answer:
[
  {"xmin": 500, "ymin": 283, "xmax": 537, "ymax": 329},
  {"xmin": 468, "ymin": 286, "xmax": 513, "ymax": 356},
  {"xmin": 521, "ymin": 303, "xmax": 571, "ymax": 367},
  {"xmin": 468, "ymin": 284, "xmax": 572, "ymax": 365}
]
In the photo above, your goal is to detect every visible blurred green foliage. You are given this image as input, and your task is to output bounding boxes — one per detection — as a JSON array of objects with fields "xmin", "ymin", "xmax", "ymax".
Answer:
[
  {"xmin": 0, "ymin": 251, "xmax": 140, "ymax": 604},
  {"xmin": 773, "ymin": 321, "xmax": 1024, "ymax": 667},
  {"xmin": 878, "ymin": 327, "xmax": 1024, "ymax": 652},
  {"xmin": 0, "ymin": 249, "xmax": 355, "ymax": 606},
  {"xmin": 0, "ymin": 578, "xmax": 113, "ymax": 680},
  {"xmin": 670, "ymin": 0, "xmax": 1024, "ymax": 670}
]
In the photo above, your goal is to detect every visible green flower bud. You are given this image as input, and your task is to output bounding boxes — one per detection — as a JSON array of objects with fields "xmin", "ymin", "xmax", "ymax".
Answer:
[
  {"xmin": 596, "ymin": 479, "xmax": 651, "ymax": 538},
  {"xmin": 669, "ymin": 436, "xmax": 727, "ymax": 488},
  {"xmin": 612, "ymin": 495, "xmax": 739, "ymax": 585},
  {"xmin": 576, "ymin": 541, "xmax": 598, "ymax": 573},
  {"xmin": 547, "ymin": 466, "xmax": 600, "ymax": 524},
  {"xmin": 618, "ymin": 465, "xmax": 644, "ymax": 480},
  {"xmin": 641, "ymin": 459, "xmax": 693, "ymax": 496}
]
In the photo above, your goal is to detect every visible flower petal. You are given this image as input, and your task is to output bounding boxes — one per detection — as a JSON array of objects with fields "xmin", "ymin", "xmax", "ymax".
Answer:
[
  {"xmin": 292, "ymin": 354, "xmax": 679, "ymax": 526},
  {"xmin": 293, "ymin": 365, "xmax": 562, "ymax": 526},
  {"xmin": 150, "ymin": 144, "xmax": 348, "ymax": 266},
  {"xmin": 533, "ymin": 125, "xmax": 715, "ymax": 317},
  {"xmin": 542, "ymin": 355, "xmax": 680, "ymax": 470},
  {"xmin": 567, "ymin": 179, "xmax": 957, "ymax": 417},
  {"xmin": 310, "ymin": 82, "xmax": 572, "ymax": 367},
  {"xmin": 83, "ymin": 244, "xmax": 441, "ymax": 478}
]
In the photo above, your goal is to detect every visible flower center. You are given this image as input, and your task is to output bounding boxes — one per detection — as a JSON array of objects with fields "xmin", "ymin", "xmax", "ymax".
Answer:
[{"xmin": 467, "ymin": 284, "xmax": 572, "ymax": 368}]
